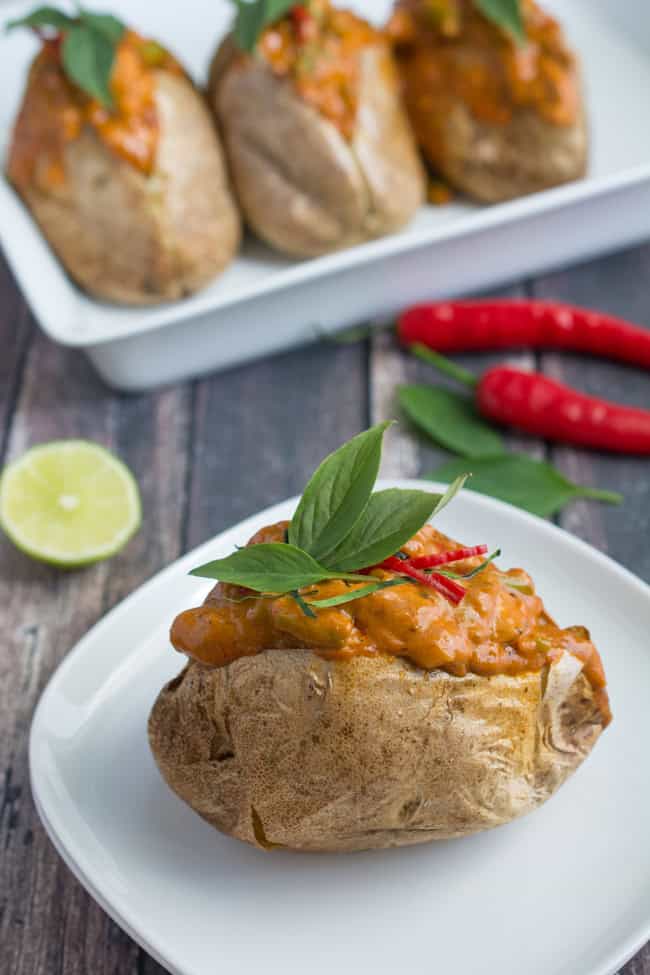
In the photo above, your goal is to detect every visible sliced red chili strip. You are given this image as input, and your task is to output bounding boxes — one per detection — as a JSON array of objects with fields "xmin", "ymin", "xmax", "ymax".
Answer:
[
  {"xmin": 381, "ymin": 556, "xmax": 466, "ymax": 604},
  {"xmin": 409, "ymin": 545, "xmax": 488, "ymax": 569}
]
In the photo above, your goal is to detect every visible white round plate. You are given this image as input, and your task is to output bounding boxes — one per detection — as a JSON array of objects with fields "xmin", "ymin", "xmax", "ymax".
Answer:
[{"xmin": 30, "ymin": 481, "xmax": 650, "ymax": 975}]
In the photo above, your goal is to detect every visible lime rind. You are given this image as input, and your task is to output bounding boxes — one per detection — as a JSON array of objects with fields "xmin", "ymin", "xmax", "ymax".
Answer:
[{"xmin": 0, "ymin": 440, "xmax": 141, "ymax": 567}]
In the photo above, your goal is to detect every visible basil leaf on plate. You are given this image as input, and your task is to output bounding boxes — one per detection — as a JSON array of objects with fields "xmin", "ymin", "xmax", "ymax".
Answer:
[
  {"xmin": 323, "ymin": 488, "xmax": 443, "ymax": 571},
  {"xmin": 399, "ymin": 385, "xmax": 505, "ymax": 459},
  {"xmin": 427, "ymin": 454, "xmax": 622, "ymax": 518},
  {"xmin": 62, "ymin": 22, "xmax": 116, "ymax": 107},
  {"xmin": 6, "ymin": 6, "xmax": 74, "ymax": 31},
  {"xmin": 232, "ymin": 0, "xmax": 296, "ymax": 53},
  {"xmin": 190, "ymin": 542, "xmax": 368, "ymax": 593},
  {"xmin": 288, "ymin": 421, "xmax": 391, "ymax": 562},
  {"xmin": 474, "ymin": 0, "xmax": 525, "ymax": 43}
]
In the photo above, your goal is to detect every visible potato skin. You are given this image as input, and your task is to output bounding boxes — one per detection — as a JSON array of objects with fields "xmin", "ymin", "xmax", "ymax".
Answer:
[
  {"xmin": 208, "ymin": 39, "xmax": 425, "ymax": 257},
  {"xmin": 149, "ymin": 649, "xmax": 606, "ymax": 852},
  {"xmin": 425, "ymin": 99, "xmax": 588, "ymax": 203},
  {"xmin": 10, "ymin": 70, "xmax": 241, "ymax": 304}
]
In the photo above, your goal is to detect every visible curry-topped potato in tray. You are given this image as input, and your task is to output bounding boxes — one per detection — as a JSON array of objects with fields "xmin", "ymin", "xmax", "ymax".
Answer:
[
  {"xmin": 6, "ymin": 6, "xmax": 240, "ymax": 304},
  {"xmin": 209, "ymin": 0, "xmax": 425, "ymax": 257},
  {"xmin": 388, "ymin": 0, "xmax": 587, "ymax": 202},
  {"xmin": 149, "ymin": 424, "xmax": 610, "ymax": 853},
  {"xmin": 5, "ymin": 0, "xmax": 588, "ymax": 302}
]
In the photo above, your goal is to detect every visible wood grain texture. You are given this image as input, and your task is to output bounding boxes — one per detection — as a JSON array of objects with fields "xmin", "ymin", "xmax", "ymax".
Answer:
[
  {"xmin": 184, "ymin": 339, "xmax": 368, "ymax": 549},
  {"xmin": 531, "ymin": 244, "xmax": 650, "ymax": 583},
  {"xmin": 0, "ymin": 242, "xmax": 649, "ymax": 974}
]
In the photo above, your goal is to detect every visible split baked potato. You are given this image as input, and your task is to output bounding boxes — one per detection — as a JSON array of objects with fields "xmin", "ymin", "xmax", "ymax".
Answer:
[
  {"xmin": 208, "ymin": 0, "xmax": 425, "ymax": 257},
  {"xmin": 149, "ymin": 520, "xmax": 610, "ymax": 852},
  {"xmin": 388, "ymin": 0, "xmax": 588, "ymax": 202},
  {"xmin": 7, "ymin": 18, "xmax": 240, "ymax": 304}
]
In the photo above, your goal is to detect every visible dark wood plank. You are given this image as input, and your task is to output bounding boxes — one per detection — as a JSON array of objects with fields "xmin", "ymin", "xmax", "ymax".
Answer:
[
  {"xmin": 531, "ymin": 244, "xmax": 650, "ymax": 583},
  {"xmin": 184, "ymin": 339, "xmax": 368, "ymax": 549},
  {"xmin": 0, "ymin": 328, "xmax": 191, "ymax": 975},
  {"xmin": 0, "ymin": 254, "xmax": 33, "ymax": 462}
]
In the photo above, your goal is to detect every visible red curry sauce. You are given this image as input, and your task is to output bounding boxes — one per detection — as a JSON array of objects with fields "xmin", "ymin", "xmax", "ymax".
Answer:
[
  {"xmin": 259, "ymin": 0, "xmax": 380, "ymax": 139},
  {"xmin": 8, "ymin": 30, "xmax": 182, "ymax": 193},
  {"xmin": 388, "ymin": 0, "xmax": 580, "ymax": 162},
  {"xmin": 171, "ymin": 520, "xmax": 610, "ymax": 720}
]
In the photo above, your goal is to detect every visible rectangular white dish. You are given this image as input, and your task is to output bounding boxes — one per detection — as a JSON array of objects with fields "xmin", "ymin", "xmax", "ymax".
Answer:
[{"xmin": 1, "ymin": 0, "xmax": 650, "ymax": 391}]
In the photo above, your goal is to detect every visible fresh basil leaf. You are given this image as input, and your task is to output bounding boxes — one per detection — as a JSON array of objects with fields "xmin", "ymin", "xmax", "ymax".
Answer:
[
  {"xmin": 62, "ymin": 23, "xmax": 116, "ymax": 106},
  {"xmin": 190, "ymin": 542, "xmax": 368, "ymax": 592},
  {"xmin": 427, "ymin": 455, "xmax": 622, "ymax": 518},
  {"xmin": 78, "ymin": 9, "xmax": 125, "ymax": 43},
  {"xmin": 305, "ymin": 578, "xmax": 408, "ymax": 609},
  {"xmin": 323, "ymin": 488, "xmax": 442, "ymax": 571},
  {"xmin": 232, "ymin": 0, "xmax": 296, "ymax": 53},
  {"xmin": 6, "ymin": 6, "xmax": 75, "ymax": 31},
  {"xmin": 430, "ymin": 473, "xmax": 470, "ymax": 518},
  {"xmin": 399, "ymin": 385, "xmax": 505, "ymax": 459},
  {"xmin": 289, "ymin": 422, "xmax": 391, "ymax": 562},
  {"xmin": 474, "ymin": 0, "xmax": 525, "ymax": 43},
  {"xmin": 290, "ymin": 590, "xmax": 317, "ymax": 618}
]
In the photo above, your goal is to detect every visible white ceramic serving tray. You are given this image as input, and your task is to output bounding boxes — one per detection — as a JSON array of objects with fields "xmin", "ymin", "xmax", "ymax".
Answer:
[
  {"xmin": 30, "ymin": 482, "xmax": 650, "ymax": 975},
  {"xmin": 2, "ymin": 0, "xmax": 650, "ymax": 390}
]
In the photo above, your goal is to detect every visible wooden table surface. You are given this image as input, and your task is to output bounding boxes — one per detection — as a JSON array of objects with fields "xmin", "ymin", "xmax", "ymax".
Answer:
[{"xmin": 1, "ymin": 242, "xmax": 649, "ymax": 974}]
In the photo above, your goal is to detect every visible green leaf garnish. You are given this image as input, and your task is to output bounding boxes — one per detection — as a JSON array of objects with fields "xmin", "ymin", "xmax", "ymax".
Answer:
[
  {"xmin": 190, "ymin": 542, "xmax": 369, "ymax": 593},
  {"xmin": 305, "ymin": 578, "xmax": 409, "ymax": 609},
  {"xmin": 290, "ymin": 590, "xmax": 317, "ymax": 618},
  {"xmin": 474, "ymin": 0, "xmax": 526, "ymax": 44},
  {"xmin": 232, "ymin": 0, "xmax": 297, "ymax": 53},
  {"xmin": 322, "ymin": 488, "xmax": 444, "ymax": 571},
  {"xmin": 62, "ymin": 22, "xmax": 116, "ymax": 107},
  {"xmin": 6, "ymin": 4, "xmax": 125, "ymax": 109},
  {"xmin": 289, "ymin": 422, "xmax": 392, "ymax": 562},
  {"xmin": 189, "ymin": 425, "xmax": 472, "ymax": 607},
  {"xmin": 430, "ymin": 473, "xmax": 470, "ymax": 517},
  {"xmin": 77, "ymin": 9, "xmax": 124, "ymax": 43},
  {"xmin": 432, "ymin": 548, "xmax": 501, "ymax": 580},
  {"xmin": 427, "ymin": 455, "xmax": 622, "ymax": 518},
  {"xmin": 6, "ymin": 6, "xmax": 74, "ymax": 31},
  {"xmin": 399, "ymin": 384, "xmax": 505, "ymax": 459}
]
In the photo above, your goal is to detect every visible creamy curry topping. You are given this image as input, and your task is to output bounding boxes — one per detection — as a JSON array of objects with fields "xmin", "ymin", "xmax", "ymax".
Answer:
[
  {"xmin": 171, "ymin": 519, "xmax": 610, "ymax": 720},
  {"xmin": 388, "ymin": 0, "xmax": 580, "ymax": 155},
  {"xmin": 258, "ymin": 0, "xmax": 380, "ymax": 139},
  {"xmin": 8, "ymin": 31, "xmax": 182, "ymax": 193}
]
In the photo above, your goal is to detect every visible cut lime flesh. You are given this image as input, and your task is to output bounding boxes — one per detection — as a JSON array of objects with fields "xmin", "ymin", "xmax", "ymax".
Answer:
[{"xmin": 0, "ymin": 440, "xmax": 141, "ymax": 567}]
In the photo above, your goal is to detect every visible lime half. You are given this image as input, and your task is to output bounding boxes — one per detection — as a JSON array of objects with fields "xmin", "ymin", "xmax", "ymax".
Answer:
[{"xmin": 0, "ymin": 440, "xmax": 141, "ymax": 567}]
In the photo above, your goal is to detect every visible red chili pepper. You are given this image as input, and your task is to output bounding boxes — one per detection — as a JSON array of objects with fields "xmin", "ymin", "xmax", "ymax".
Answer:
[
  {"xmin": 398, "ymin": 299, "xmax": 650, "ymax": 370},
  {"xmin": 478, "ymin": 367, "xmax": 650, "ymax": 453},
  {"xmin": 292, "ymin": 5, "xmax": 315, "ymax": 42},
  {"xmin": 381, "ymin": 556, "xmax": 466, "ymax": 604},
  {"xmin": 413, "ymin": 345, "xmax": 650, "ymax": 455},
  {"xmin": 409, "ymin": 545, "xmax": 488, "ymax": 569}
]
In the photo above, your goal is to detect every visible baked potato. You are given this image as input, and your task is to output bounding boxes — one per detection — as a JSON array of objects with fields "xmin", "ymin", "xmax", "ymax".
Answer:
[
  {"xmin": 388, "ymin": 0, "xmax": 588, "ymax": 202},
  {"xmin": 207, "ymin": 0, "xmax": 424, "ymax": 257},
  {"xmin": 149, "ymin": 519, "xmax": 610, "ymax": 852},
  {"xmin": 6, "ymin": 16, "xmax": 240, "ymax": 304}
]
